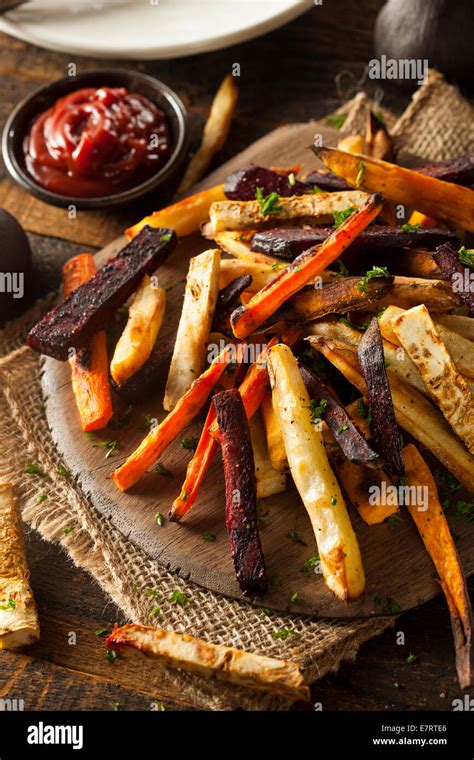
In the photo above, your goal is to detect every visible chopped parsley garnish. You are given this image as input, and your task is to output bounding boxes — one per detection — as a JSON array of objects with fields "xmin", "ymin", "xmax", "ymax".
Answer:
[
  {"xmin": 286, "ymin": 530, "xmax": 308, "ymax": 546},
  {"xmin": 149, "ymin": 606, "xmax": 161, "ymax": 617},
  {"xmin": 111, "ymin": 702, "xmax": 120, "ymax": 711},
  {"xmin": 325, "ymin": 114, "xmax": 347, "ymax": 129},
  {"xmin": 336, "ymin": 258, "xmax": 349, "ymax": 276},
  {"xmin": 169, "ymin": 590, "xmax": 191, "ymax": 606},
  {"xmin": 330, "ymin": 496, "xmax": 338, "ymax": 505},
  {"xmin": 57, "ymin": 463, "xmax": 72, "ymax": 481},
  {"xmin": 310, "ymin": 184, "xmax": 323, "ymax": 194},
  {"xmin": 180, "ymin": 436, "xmax": 198, "ymax": 452},
  {"xmin": 155, "ymin": 512, "xmax": 165, "ymax": 527},
  {"xmin": 458, "ymin": 246, "xmax": 474, "ymax": 269},
  {"xmin": 288, "ymin": 172, "xmax": 296, "ymax": 187},
  {"xmin": 261, "ymin": 607, "xmax": 271, "ymax": 616},
  {"xmin": 401, "ymin": 223, "xmax": 420, "ymax": 232},
  {"xmin": 406, "ymin": 652, "xmax": 417, "ymax": 664},
  {"xmin": 335, "ymin": 424, "xmax": 349, "ymax": 434},
  {"xmin": 0, "ymin": 598, "xmax": 16, "ymax": 611},
  {"xmin": 333, "ymin": 206, "xmax": 356, "ymax": 227},
  {"xmin": 301, "ymin": 555, "xmax": 320, "ymax": 575},
  {"xmin": 355, "ymin": 161, "xmax": 366, "ymax": 188},
  {"xmin": 454, "ymin": 500, "xmax": 474, "ymax": 523},
  {"xmin": 357, "ymin": 265, "xmax": 389, "ymax": 293},
  {"xmin": 146, "ymin": 587, "xmax": 159, "ymax": 598},
  {"xmin": 105, "ymin": 649, "xmax": 117, "ymax": 663},
  {"xmin": 289, "ymin": 592, "xmax": 298, "ymax": 604},
  {"xmin": 271, "ymin": 627, "xmax": 302, "ymax": 640},
  {"xmin": 339, "ymin": 316, "xmax": 368, "ymax": 331},
  {"xmin": 387, "ymin": 514, "xmax": 402, "ymax": 529},
  {"xmin": 160, "ymin": 232, "xmax": 173, "ymax": 243},
  {"xmin": 271, "ymin": 261, "xmax": 286, "ymax": 270},
  {"xmin": 374, "ymin": 596, "xmax": 401, "ymax": 613},
  {"xmin": 202, "ymin": 531, "xmax": 216, "ymax": 542},
  {"xmin": 94, "ymin": 627, "xmax": 109, "ymax": 637},
  {"xmin": 92, "ymin": 439, "xmax": 118, "ymax": 459},
  {"xmin": 356, "ymin": 398, "xmax": 373, "ymax": 427},
  {"xmin": 63, "ymin": 526, "xmax": 74, "ymax": 536},
  {"xmin": 308, "ymin": 398, "xmax": 328, "ymax": 422},
  {"xmin": 36, "ymin": 493, "xmax": 48, "ymax": 503},
  {"xmin": 24, "ymin": 463, "xmax": 45, "ymax": 477},
  {"xmin": 154, "ymin": 462, "xmax": 173, "ymax": 478},
  {"xmin": 139, "ymin": 413, "xmax": 155, "ymax": 432},
  {"xmin": 255, "ymin": 187, "xmax": 284, "ymax": 216}
]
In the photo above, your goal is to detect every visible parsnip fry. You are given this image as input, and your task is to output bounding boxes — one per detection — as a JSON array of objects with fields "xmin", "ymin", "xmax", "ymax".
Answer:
[
  {"xmin": 261, "ymin": 391, "xmax": 287, "ymax": 471},
  {"xmin": 177, "ymin": 74, "xmax": 238, "ymax": 194},
  {"xmin": 106, "ymin": 624, "xmax": 309, "ymax": 701},
  {"xmin": 403, "ymin": 444, "xmax": 472, "ymax": 688},
  {"xmin": 376, "ymin": 276, "xmax": 462, "ymax": 312},
  {"xmin": 111, "ymin": 274, "xmax": 166, "ymax": 387},
  {"xmin": 209, "ymin": 190, "xmax": 370, "ymax": 233},
  {"xmin": 113, "ymin": 342, "xmax": 244, "ymax": 491},
  {"xmin": 231, "ymin": 193, "xmax": 383, "ymax": 339},
  {"xmin": 164, "ymin": 249, "xmax": 220, "ymax": 410},
  {"xmin": 307, "ymin": 336, "xmax": 474, "ymax": 492},
  {"xmin": 435, "ymin": 315, "xmax": 474, "ymax": 342},
  {"xmin": 314, "ymin": 147, "xmax": 474, "ymax": 232},
  {"xmin": 215, "ymin": 230, "xmax": 281, "ymax": 267},
  {"xmin": 268, "ymin": 344, "xmax": 365, "ymax": 601},
  {"xmin": 0, "ymin": 483, "xmax": 40, "ymax": 649},
  {"xmin": 392, "ymin": 305, "xmax": 474, "ymax": 454},
  {"xmin": 249, "ymin": 413, "xmax": 286, "ymax": 498},
  {"xmin": 126, "ymin": 184, "xmax": 226, "ymax": 240}
]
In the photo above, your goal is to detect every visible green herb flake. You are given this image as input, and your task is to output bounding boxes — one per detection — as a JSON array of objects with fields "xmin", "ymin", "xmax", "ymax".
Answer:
[
  {"xmin": 36, "ymin": 493, "xmax": 48, "ymax": 504},
  {"xmin": 325, "ymin": 114, "xmax": 347, "ymax": 129},
  {"xmin": 169, "ymin": 590, "xmax": 192, "ymax": 606},
  {"xmin": 202, "ymin": 531, "xmax": 216, "ymax": 542},
  {"xmin": 458, "ymin": 246, "xmax": 474, "ymax": 269},
  {"xmin": 150, "ymin": 606, "xmax": 161, "ymax": 617},
  {"xmin": 289, "ymin": 592, "xmax": 298, "ymax": 604},
  {"xmin": 310, "ymin": 184, "xmax": 323, "ymax": 194},
  {"xmin": 261, "ymin": 607, "xmax": 271, "ymax": 616},
  {"xmin": 271, "ymin": 627, "xmax": 302, "ymax": 640},
  {"xmin": 146, "ymin": 587, "xmax": 159, "ymax": 598},
  {"xmin": 336, "ymin": 258, "xmax": 349, "ymax": 276},
  {"xmin": 94, "ymin": 627, "xmax": 109, "ymax": 637},
  {"xmin": 57, "ymin": 463, "xmax": 72, "ymax": 481},
  {"xmin": 24, "ymin": 463, "xmax": 45, "ymax": 477},
  {"xmin": 335, "ymin": 424, "xmax": 349, "ymax": 434},
  {"xmin": 180, "ymin": 436, "xmax": 198, "ymax": 452},
  {"xmin": 0, "ymin": 598, "xmax": 16, "ymax": 611},
  {"xmin": 288, "ymin": 172, "xmax": 296, "ymax": 187},
  {"xmin": 155, "ymin": 512, "xmax": 165, "ymax": 527},
  {"xmin": 286, "ymin": 530, "xmax": 308, "ymax": 546},
  {"xmin": 105, "ymin": 649, "xmax": 117, "ymax": 663},
  {"xmin": 333, "ymin": 206, "xmax": 356, "ymax": 228},
  {"xmin": 154, "ymin": 462, "xmax": 173, "ymax": 478},
  {"xmin": 401, "ymin": 223, "xmax": 420, "ymax": 233},
  {"xmin": 92, "ymin": 439, "xmax": 118, "ymax": 459},
  {"xmin": 387, "ymin": 514, "xmax": 402, "ymax": 530},
  {"xmin": 455, "ymin": 500, "xmax": 474, "ymax": 523},
  {"xmin": 406, "ymin": 653, "xmax": 417, "ymax": 664},
  {"xmin": 301, "ymin": 555, "xmax": 319, "ymax": 575},
  {"xmin": 356, "ymin": 398, "xmax": 373, "ymax": 428},
  {"xmin": 255, "ymin": 187, "xmax": 284, "ymax": 216},
  {"xmin": 160, "ymin": 232, "xmax": 173, "ymax": 243},
  {"xmin": 357, "ymin": 265, "xmax": 390, "ymax": 293},
  {"xmin": 339, "ymin": 316, "xmax": 368, "ymax": 332},
  {"xmin": 308, "ymin": 398, "xmax": 328, "ymax": 422},
  {"xmin": 331, "ymin": 496, "xmax": 338, "ymax": 506},
  {"xmin": 111, "ymin": 702, "xmax": 120, "ymax": 711},
  {"xmin": 355, "ymin": 161, "xmax": 366, "ymax": 188},
  {"xmin": 63, "ymin": 526, "xmax": 74, "ymax": 536}
]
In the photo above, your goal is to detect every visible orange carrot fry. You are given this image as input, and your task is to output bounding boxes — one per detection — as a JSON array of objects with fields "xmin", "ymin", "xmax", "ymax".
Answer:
[
  {"xmin": 112, "ymin": 343, "xmax": 243, "ymax": 491},
  {"xmin": 62, "ymin": 255, "xmax": 113, "ymax": 432},
  {"xmin": 230, "ymin": 193, "xmax": 383, "ymax": 338},
  {"xmin": 403, "ymin": 444, "xmax": 472, "ymax": 689}
]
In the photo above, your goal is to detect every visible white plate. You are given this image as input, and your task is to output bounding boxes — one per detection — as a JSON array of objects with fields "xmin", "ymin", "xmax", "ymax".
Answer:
[{"xmin": 0, "ymin": 0, "xmax": 313, "ymax": 60}]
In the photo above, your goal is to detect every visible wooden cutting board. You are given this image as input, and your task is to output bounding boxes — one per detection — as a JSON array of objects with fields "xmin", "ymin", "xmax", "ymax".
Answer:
[{"xmin": 42, "ymin": 120, "xmax": 474, "ymax": 619}]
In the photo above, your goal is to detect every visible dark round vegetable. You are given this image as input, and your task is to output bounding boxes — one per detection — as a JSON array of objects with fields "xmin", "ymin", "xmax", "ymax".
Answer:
[
  {"xmin": 374, "ymin": 0, "xmax": 474, "ymax": 86},
  {"xmin": 0, "ymin": 209, "xmax": 31, "ymax": 321}
]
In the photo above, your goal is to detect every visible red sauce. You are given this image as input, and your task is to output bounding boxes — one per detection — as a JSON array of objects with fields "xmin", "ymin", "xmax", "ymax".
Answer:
[{"xmin": 23, "ymin": 87, "xmax": 172, "ymax": 198}]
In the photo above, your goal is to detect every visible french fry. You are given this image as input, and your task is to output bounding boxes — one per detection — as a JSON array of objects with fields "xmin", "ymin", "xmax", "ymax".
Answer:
[
  {"xmin": 112, "ymin": 342, "xmax": 244, "ymax": 491},
  {"xmin": 214, "ymin": 230, "xmax": 282, "ymax": 267},
  {"xmin": 307, "ymin": 336, "xmax": 474, "ymax": 492},
  {"xmin": 376, "ymin": 276, "xmax": 462, "ymax": 312},
  {"xmin": 282, "ymin": 275, "xmax": 393, "ymax": 322},
  {"xmin": 379, "ymin": 305, "xmax": 474, "ymax": 379},
  {"xmin": 0, "ymin": 482, "xmax": 40, "ymax": 649},
  {"xmin": 62, "ymin": 254, "xmax": 113, "ymax": 432},
  {"xmin": 219, "ymin": 259, "xmax": 279, "ymax": 292},
  {"xmin": 209, "ymin": 190, "xmax": 370, "ymax": 233},
  {"xmin": 403, "ymin": 444, "xmax": 472, "ymax": 688},
  {"xmin": 231, "ymin": 193, "xmax": 384, "ymax": 339},
  {"xmin": 164, "ymin": 249, "xmax": 220, "ymax": 410},
  {"xmin": 435, "ymin": 315, "xmax": 474, "ymax": 342},
  {"xmin": 110, "ymin": 275, "xmax": 166, "ymax": 387},
  {"xmin": 268, "ymin": 344, "xmax": 365, "ymax": 601},
  {"xmin": 106, "ymin": 623, "xmax": 309, "ymax": 700},
  {"xmin": 333, "ymin": 458, "xmax": 398, "ymax": 525},
  {"xmin": 126, "ymin": 185, "xmax": 226, "ymax": 240},
  {"xmin": 249, "ymin": 412, "xmax": 286, "ymax": 499},
  {"xmin": 176, "ymin": 74, "xmax": 238, "ymax": 195},
  {"xmin": 313, "ymin": 147, "xmax": 474, "ymax": 232},
  {"xmin": 392, "ymin": 305, "xmax": 474, "ymax": 454},
  {"xmin": 261, "ymin": 391, "xmax": 287, "ymax": 471}
]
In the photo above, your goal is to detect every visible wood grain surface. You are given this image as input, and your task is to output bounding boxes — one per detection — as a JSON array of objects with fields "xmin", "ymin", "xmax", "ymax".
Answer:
[{"xmin": 42, "ymin": 120, "xmax": 474, "ymax": 619}]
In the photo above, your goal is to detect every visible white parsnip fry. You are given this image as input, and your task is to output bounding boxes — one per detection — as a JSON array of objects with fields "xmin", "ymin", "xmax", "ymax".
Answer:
[
  {"xmin": 248, "ymin": 413, "xmax": 286, "ymax": 499},
  {"xmin": 268, "ymin": 344, "xmax": 365, "ymax": 601},
  {"xmin": 392, "ymin": 305, "xmax": 474, "ymax": 454},
  {"xmin": 164, "ymin": 249, "xmax": 220, "ymax": 411},
  {"xmin": 0, "ymin": 482, "xmax": 40, "ymax": 649}
]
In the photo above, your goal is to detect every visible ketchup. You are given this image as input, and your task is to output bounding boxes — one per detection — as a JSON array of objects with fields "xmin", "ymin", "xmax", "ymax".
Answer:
[{"xmin": 23, "ymin": 87, "xmax": 172, "ymax": 197}]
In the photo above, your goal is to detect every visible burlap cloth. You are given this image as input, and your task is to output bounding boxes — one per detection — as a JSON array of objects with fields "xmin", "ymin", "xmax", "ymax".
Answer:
[{"xmin": 0, "ymin": 71, "xmax": 472, "ymax": 711}]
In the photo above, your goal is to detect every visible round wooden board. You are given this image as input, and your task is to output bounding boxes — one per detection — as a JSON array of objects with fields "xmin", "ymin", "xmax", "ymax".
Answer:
[{"xmin": 42, "ymin": 121, "xmax": 474, "ymax": 618}]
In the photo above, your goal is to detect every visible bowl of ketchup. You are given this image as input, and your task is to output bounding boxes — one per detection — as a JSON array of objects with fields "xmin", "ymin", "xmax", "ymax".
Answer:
[{"xmin": 2, "ymin": 69, "xmax": 188, "ymax": 208}]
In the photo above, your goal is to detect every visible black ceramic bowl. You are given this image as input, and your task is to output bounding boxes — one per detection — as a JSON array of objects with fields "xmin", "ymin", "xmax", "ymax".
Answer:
[{"xmin": 2, "ymin": 69, "xmax": 188, "ymax": 209}]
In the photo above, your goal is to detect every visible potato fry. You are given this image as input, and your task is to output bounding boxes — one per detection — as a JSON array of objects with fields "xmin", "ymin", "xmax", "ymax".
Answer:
[
  {"xmin": 376, "ymin": 276, "xmax": 462, "ymax": 312},
  {"xmin": 435, "ymin": 315, "xmax": 474, "ymax": 342},
  {"xmin": 268, "ymin": 344, "xmax": 365, "ymax": 601},
  {"xmin": 177, "ymin": 74, "xmax": 238, "ymax": 194},
  {"xmin": 110, "ymin": 274, "xmax": 166, "ymax": 387},
  {"xmin": 249, "ymin": 413, "xmax": 286, "ymax": 499},
  {"xmin": 214, "ymin": 230, "xmax": 281, "ymax": 266},
  {"xmin": 261, "ymin": 391, "xmax": 287, "ymax": 471}
]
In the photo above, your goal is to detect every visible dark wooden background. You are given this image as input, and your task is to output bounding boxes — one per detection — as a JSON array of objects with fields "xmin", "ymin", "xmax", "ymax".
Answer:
[{"xmin": 0, "ymin": 0, "xmax": 472, "ymax": 710}]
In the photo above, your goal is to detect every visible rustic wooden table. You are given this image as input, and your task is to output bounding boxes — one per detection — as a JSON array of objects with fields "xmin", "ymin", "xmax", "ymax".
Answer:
[{"xmin": 0, "ymin": 0, "xmax": 471, "ymax": 711}]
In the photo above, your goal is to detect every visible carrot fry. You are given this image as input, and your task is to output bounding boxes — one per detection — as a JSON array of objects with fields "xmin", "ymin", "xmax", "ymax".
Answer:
[
  {"xmin": 403, "ymin": 444, "xmax": 472, "ymax": 688},
  {"xmin": 62, "ymin": 254, "xmax": 113, "ymax": 432},
  {"xmin": 112, "ymin": 343, "xmax": 243, "ymax": 491},
  {"xmin": 126, "ymin": 184, "xmax": 226, "ymax": 240},
  {"xmin": 230, "ymin": 193, "xmax": 383, "ymax": 338}
]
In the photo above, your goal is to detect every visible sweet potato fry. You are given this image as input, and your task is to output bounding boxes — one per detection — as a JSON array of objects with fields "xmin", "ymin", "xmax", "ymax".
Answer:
[
  {"xmin": 62, "ymin": 254, "xmax": 113, "ymax": 432},
  {"xmin": 249, "ymin": 413, "xmax": 286, "ymax": 498},
  {"xmin": 126, "ymin": 185, "xmax": 226, "ymax": 239},
  {"xmin": 307, "ymin": 335, "xmax": 474, "ymax": 492},
  {"xmin": 176, "ymin": 74, "xmax": 238, "ymax": 195},
  {"xmin": 403, "ymin": 444, "xmax": 472, "ymax": 688},
  {"xmin": 333, "ymin": 457, "xmax": 398, "ymax": 525},
  {"xmin": 261, "ymin": 391, "xmax": 287, "ymax": 472},
  {"xmin": 112, "ymin": 342, "xmax": 244, "ymax": 491},
  {"xmin": 230, "ymin": 193, "xmax": 384, "ymax": 339},
  {"xmin": 313, "ymin": 147, "xmax": 474, "ymax": 232}
]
